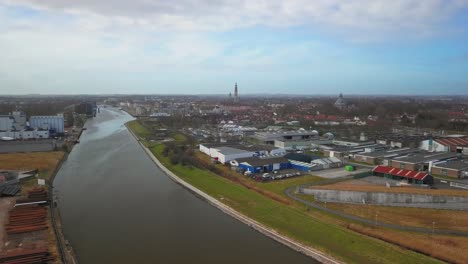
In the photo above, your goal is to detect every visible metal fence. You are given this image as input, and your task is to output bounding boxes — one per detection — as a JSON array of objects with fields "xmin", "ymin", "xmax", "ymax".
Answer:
[{"xmin": 450, "ymin": 181, "xmax": 468, "ymax": 190}]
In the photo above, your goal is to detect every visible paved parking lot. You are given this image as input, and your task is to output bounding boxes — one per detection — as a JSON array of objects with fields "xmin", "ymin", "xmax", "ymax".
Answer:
[{"xmin": 311, "ymin": 167, "xmax": 371, "ymax": 179}]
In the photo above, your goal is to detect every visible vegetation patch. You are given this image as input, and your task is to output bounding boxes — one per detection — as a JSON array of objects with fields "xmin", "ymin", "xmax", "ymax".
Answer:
[{"xmin": 129, "ymin": 119, "xmax": 444, "ymax": 264}]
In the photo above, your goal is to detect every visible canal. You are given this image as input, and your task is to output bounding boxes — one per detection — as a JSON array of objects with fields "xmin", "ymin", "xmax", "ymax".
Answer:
[{"xmin": 54, "ymin": 107, "xmax": 315, "ymax": 264}]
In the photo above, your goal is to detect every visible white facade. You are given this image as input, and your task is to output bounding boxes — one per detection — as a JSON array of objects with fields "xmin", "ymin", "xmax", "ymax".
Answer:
[
  {"xmin": 210, "ymin": 148, "xmax": 255, "ymax": 163},
  {"xmin": 29, "ymin": 114, "xmax": 65, "ymax": 133},
  {"xmin": 0, "ymin": 116, "xmax": 14, "ymax": 131},
  {"xmin": 11, "ymin": 111, "xmax": 26, "ymax": 130},
  {"xmin": 0, "ymin": 129, "xmax": 49, "ymax": 139},
  {"xmin": 419, "ymin": 139, "xmax": 449, "ymax": 152}
]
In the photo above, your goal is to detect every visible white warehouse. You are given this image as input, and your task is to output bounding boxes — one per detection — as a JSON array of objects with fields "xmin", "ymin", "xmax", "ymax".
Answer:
[{"xmin": 29, "ymin": 114, "xmax": 65, "ymax": 134}]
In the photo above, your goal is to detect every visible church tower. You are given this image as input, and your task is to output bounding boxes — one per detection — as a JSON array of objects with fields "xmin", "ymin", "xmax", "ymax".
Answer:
[{"xmin": 234, "ymin": 82, "xmax": 239, "ymax": 103}]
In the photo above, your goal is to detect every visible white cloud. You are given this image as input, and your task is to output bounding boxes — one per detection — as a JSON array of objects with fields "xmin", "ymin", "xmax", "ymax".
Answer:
[{"xmin": 1, "ymin": 0, "xmax": 467, "ymax": 37}]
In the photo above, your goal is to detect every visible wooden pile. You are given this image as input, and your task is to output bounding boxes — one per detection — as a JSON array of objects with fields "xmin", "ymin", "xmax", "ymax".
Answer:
[
  {"xmin": 6, "ymin": 205, "xmax": 48, "ymax": 234},
  {"xmin": 27, "ymin": 188, "xmax": 48, "ymax": 200},
  {"xmin": 16, "ymin": 188, "xmax": 49, "ymax": 204},
  {"xmin": 0, "ymin": 248, "xmax": 54, "ymax": 264}
]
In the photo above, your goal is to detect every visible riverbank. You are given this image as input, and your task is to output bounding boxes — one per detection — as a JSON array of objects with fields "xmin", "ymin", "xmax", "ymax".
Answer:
[
  {"xmin": 126, "ymin": 120, "xmax": 442, "ymax": 264},
  {"xmin": 49, "ymin": 153, "xmax": 78, "ymax": 264},
  {"xmin": 126, "ymin": 123, "xmax": 339, "ymax": 264}
]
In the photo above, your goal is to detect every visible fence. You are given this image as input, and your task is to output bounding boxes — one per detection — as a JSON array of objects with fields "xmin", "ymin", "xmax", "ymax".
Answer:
[{"xmin": 450, "ymin": 181, "xmax": 468, "ymax": 190}]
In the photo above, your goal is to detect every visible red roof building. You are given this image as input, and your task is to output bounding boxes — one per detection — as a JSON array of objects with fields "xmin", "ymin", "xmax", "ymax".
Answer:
[
  {"xmin": 372, "ymin": 165, "xmax": 432, "ymax": 184},
  {"xmin": 435, "ymin": 137, "xmax": 468, "ymax": 152}
]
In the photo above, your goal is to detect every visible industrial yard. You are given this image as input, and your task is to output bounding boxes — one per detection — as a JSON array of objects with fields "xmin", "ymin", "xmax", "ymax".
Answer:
[{"xmin": 0, "ymin": 152, "xmax": 66, "ymax": 263}]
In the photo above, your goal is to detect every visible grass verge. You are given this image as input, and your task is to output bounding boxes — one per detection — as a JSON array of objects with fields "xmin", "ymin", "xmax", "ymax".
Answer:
[{"xmin": 128, "ymin": 119, "xmax": 443, "ymax": 264}]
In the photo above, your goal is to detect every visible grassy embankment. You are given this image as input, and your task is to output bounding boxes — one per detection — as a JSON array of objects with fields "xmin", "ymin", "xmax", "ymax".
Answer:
[
  {"xmin": 326, "ymin": 202, "xmax": 468, "ymax": 233},
  {"xmin": 0, "ymin": 151, "xmax": 65, "ymax": 262},
  {"xmin": 192, "ymin": 148, "xmax": 468, "ymax": 263},
  {"xmin": 127, "ymin": 120, "xmax": 444, "ymax": 264}
]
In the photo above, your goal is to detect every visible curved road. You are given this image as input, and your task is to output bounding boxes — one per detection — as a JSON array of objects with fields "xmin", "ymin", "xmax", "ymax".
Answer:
[{"xmin": 284, "ymin": 183, "xmax": 468, "ymax": 237}]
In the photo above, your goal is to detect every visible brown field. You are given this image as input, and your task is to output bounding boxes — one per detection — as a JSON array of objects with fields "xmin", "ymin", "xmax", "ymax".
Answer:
[
  {"xmin": 314, "ymin": 180, "xmax": 468, "ymax": 197},
  {"xmin": 0, "ymin": 152, "xmax": 63, "ymax": 262},
  {"xmin": 347, "ymin": 223, "xmax": 468, "ymax": 264},
  {"xmin": 0, "ymin": 152, "xmax": 65, "ymax": 179},
  {"xmin": 326, "ymin": 202, "xmax": 468, "ymax": 233}
]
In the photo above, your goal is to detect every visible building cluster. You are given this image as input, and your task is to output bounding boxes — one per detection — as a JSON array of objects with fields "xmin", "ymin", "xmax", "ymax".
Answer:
[
  {"xmin": 322, "ymin": 135, "xmax": 468, "ymax": 179},
  {"xmin": 0, "ymin": 111, "xmax": 64, "ymax": 140}
]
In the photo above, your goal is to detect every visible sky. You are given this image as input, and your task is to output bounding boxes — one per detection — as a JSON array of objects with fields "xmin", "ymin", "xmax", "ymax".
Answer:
[{"xmin": 1, "ymin": 0, "xmax": 468, "ymax": 95}]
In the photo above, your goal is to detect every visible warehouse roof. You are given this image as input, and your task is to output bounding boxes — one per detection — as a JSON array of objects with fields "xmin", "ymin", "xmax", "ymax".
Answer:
[
  {"xmin": 237, "ymin": 156, "xmax": 289, "ymax": 167},
  {"xmin": 435, "ymin": 137, "xmax": 468, "ymax": 147},
  {"xmin": 373, "ymin": 165, "xmax": 429, "ymax": 181},
  {"xmin": 432, "ymin": 160, "xmax": 468, "ymax": 170},
  {"xmin": 355, "ymin": 148, "xmax": 417, "ymax": 158},
  {"xmin": 214, "ymin": 147, "xmax": 252, "ymax": 155},
  {"xmin": 393, "ymin": 152, "xmax": 459, "ymax": 164}
]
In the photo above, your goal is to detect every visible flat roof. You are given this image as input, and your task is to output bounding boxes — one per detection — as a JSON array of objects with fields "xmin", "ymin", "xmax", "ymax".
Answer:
[
  {"xmin": 214, "ymin": 147, "xmax": 252, "ymax": 155},
  {"xmin": 237, "ymin": 156, "xmax": 289, "ymax": 167},
  {"xmin": 254, "ymin": 130, "xmax": 319, "ymax": 139},
  {"xmin": 432, "ymin": 160, "xmax": 468, "ymax": 170},
  {"xmin": 394, "ymin": 152, "xmax": 460, "ymax": 164},
  {"xmin": 202, "ymin": 143, "xmax": 278, "ymax": 152},
  {"xmin": 355, "ymin": 148, "xmax": 417, "ymax": 158}
]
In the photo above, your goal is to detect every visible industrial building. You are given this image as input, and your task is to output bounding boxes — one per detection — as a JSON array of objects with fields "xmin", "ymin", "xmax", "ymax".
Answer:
[
  {"xmin": 286, "ymin": 154, "xmax": 342, "ymax": 172},
  {"xmin": 431, "ymin": 160, "xmax": 468, "ymax": 179},
  {"xmin": 372, "ymin": 165, "xmax": 434, "ymax": 185},
  {"xmin": 322, "ymin": 143, "xmax": 387, "ymax": 159},
  {"xmin": 274, "ymin": 138, "xmax": 332, "ymax": 150},
  {"xmin": 353, "ymin": 148, "xmax": 418, "ymax": 165},
  {"xmin": 420, "ymin": 137, "xmax": 468, "ymax": 154},
  {"xmin": 0, "ymin": 116, "xmax": 13, "ymax": 131},
  {"xmin": 29, "ymin": 114, "xmax": 65, "ymax": 134},
  {"xmin": 199, "ymin": 143, "xmax": 285, "ymax": 164},
  {"xmin": 387, "ymin": 152, "xmax": 460, "ymax": 171},
  {"xmin": 0, "ymin": 129, "xmax": 49, "ymax": 140},
  {"xmin": 252, "ymin": 130, "xmax": 320, "ymax": 145},
  {"xmin": 0, "ymin": 111, "xmax": 26, "ymax": 131},
  {"xmin": 234, "ymin": 156, "xmax": 290, "ymax": 173}
]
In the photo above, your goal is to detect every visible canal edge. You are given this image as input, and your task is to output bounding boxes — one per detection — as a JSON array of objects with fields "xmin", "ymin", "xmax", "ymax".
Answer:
[
  {"xmin": 49, "ymin": 151, "xmax": 79, "ymax": 263},
  {"xmin": 125, "ymin": 123, "xmax": 341, "ymax": 264}
]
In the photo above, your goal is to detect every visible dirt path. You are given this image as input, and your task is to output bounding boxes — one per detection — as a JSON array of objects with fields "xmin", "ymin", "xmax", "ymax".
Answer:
[{"xmin": 0, "ymin": 198, "xmax": 15, "ymax": 252}]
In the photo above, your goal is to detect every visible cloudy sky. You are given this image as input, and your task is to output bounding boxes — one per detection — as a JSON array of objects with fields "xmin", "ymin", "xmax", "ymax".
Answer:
[{"xmin": 1, "ymin": 0, "xmax": 468, "ymax": 95}]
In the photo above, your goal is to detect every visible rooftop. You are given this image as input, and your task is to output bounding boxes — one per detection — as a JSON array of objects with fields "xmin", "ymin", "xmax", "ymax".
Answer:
[
  {"xmin": 373, "ymin": 165, "xmax": 429, "ymax": 181},
  {"xmin": 435, "ymin": 137, "xmax": 468, "ymax": 147},
  {"xmin": 432, "ymin": 160, "xmax": 468, "ymax": 170},
  {"xmin": 236, "ymin": 156, "xmax": 289, "ymax": 167},
  {"xmin": 394, "ymin": 152, "xmax": 460, "ymax": 164},
  {"xmin": 355, "ymin": 148, "xmax": 418, "ymax": 158},
  {"xmin": 214, "ymin": 146, "xmax": 252, "ymax": 155}
]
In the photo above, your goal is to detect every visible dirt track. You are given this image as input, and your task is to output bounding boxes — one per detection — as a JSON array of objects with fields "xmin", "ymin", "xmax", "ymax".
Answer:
[{"xmin": 0, "ymin": 198, "xmax": 15, "ymax": 252}]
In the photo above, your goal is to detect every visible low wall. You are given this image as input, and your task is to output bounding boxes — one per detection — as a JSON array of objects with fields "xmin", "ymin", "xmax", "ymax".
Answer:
[{"xmin": 302, "ymin": 189, "xmax": 468, "ymax": 210}]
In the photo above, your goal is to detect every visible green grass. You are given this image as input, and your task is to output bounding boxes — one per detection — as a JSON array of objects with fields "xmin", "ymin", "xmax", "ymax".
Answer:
[
  {"xmin": 129, "ymin": 123, "xmax": 441, "ymax": 264},
  {"xmin": 253, "ymin": 174, "xmax": 323, "ymax": 196},
  {"xmin": 147, "ymin": 144, "xmax": 440, "ymax": 264},
  {"xmin": 127, "ymin": 120, "xmax": 152, "ymax": 138},
  {"xmin": 171, "ymin": 132, "xmax": 187, "ymax": 143}
]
